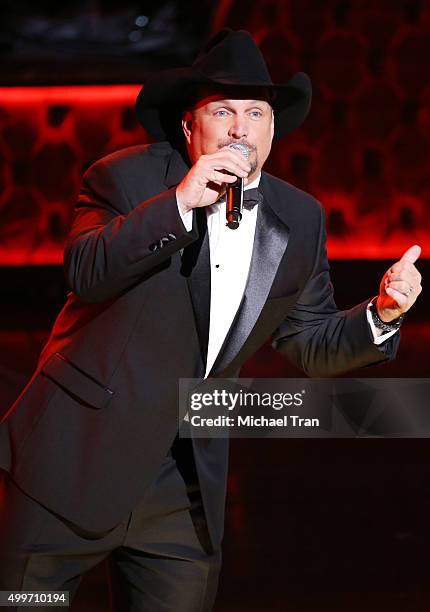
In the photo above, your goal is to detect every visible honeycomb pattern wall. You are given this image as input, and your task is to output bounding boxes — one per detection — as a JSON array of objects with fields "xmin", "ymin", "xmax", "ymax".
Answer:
[
  {"xmin": 0, "ymin": 0, "xmax": 429, "ymax": 265},
  {"xmin": 0, "ymin": 86, "xmax": 147, "ymax": 265},
  {"xmin": 233, "ymin": 0, "xmax": 430, "ymax": 258}
]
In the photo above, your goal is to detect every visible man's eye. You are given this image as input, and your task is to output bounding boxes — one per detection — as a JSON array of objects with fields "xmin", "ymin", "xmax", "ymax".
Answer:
[
  {"xmin": 214, "ymin": 110, "xmax": 228, "ymax": 117},
  {"xmin": 249, "ymin": 111, "xmax": 262, "ymax": 118}
]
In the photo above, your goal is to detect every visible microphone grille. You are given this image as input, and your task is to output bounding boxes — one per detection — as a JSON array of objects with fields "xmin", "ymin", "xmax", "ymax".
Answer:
[{"xmin": 228, "ymin": 143, "xmax": 250, "ymax": 159}]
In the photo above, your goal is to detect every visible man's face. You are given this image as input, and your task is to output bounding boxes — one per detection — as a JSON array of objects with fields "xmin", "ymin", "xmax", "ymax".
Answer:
[{"xmin": 182, "ymin": 94, "xmax": 274, "ymax": 181}]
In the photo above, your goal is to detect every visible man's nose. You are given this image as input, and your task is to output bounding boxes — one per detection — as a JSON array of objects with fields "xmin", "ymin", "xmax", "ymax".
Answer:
[{"xmin": 228, "ymin": 116, "xmax": 248, "ymax": 139}]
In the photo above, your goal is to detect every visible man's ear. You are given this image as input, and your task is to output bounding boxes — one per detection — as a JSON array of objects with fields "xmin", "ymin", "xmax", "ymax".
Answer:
[{"xmin": 182, "ymin": 112, "xmax": 193, "ymax": 144}]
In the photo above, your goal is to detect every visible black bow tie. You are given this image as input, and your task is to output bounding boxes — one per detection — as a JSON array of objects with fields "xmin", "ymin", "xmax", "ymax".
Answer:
[
  {"xmin": 217, "ymin": 187, "xmax": 263, "ymax": 209},
  {"xmin": 242, "ymin": 187, "xmax": 263, "ymax": 209}
]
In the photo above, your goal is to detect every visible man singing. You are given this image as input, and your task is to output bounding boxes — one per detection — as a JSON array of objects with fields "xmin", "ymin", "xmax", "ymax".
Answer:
[{"xmin": 0, "ymin": 28, "xmax": 422, "ymax": 611}]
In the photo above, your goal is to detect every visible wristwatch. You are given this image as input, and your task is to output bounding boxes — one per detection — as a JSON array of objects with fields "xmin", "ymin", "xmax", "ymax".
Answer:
[{"xmin": 369, "ymin": 296, "xmax": 404, "ymax": 333}]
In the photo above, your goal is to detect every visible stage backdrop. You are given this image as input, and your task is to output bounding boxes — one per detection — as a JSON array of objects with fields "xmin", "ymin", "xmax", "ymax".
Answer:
[{"xmin": 1, "ymin": 1, "xmax": 429, "ymax": 265}]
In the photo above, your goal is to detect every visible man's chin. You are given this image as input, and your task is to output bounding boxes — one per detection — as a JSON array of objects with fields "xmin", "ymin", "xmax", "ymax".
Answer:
[{"xmin": 247, "ymin": 161, "xmax": 260, "ymax": 180}]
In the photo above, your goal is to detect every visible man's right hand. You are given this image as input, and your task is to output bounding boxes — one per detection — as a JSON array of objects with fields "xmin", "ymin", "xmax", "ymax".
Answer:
[{"xmin": 176, "ymin": 148, "xmax": 251, "ymax": 214}]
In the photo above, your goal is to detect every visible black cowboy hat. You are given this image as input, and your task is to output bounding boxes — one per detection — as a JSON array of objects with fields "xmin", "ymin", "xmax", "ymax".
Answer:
[{"xmin": 136, "ymin": 28, "xmax": 312, "ymax": 143}]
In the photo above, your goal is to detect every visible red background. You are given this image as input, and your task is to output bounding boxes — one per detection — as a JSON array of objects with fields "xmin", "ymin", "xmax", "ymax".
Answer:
[{"xmin": 1, "ymin": 2, "xmax": 429, "ymax": 265}]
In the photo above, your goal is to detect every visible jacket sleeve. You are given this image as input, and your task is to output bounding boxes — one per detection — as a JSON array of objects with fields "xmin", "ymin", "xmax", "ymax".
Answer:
[
  {"xmin": 271, "ymin": 206, "xmax": 400, "ymax": 377},
  {"xmin": 63, "ymin": 158, "xmax": 198, "ymax": 303}
]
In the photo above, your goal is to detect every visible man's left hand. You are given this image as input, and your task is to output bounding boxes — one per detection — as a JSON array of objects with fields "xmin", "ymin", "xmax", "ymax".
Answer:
[{"xmin": 377, "ymin": 244, "xmax": 422, "ymax": 323}]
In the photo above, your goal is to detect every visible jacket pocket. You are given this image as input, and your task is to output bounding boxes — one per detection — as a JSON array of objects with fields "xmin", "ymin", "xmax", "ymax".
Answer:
[{"xmin": 41, "ymin": 352, "xmax": 114, "ymax": 409}]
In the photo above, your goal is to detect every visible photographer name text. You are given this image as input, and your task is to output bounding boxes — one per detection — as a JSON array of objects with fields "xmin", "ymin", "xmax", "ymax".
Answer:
[{"xmin": 189, "ymin": 415, "xmax": 319, "ymax": 428}]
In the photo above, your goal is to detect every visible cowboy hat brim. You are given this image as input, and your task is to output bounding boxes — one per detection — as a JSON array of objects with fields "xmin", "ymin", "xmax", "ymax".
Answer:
[{"xmin": 136, "ymin": 68, "xmax": 312, "ymax": 142}]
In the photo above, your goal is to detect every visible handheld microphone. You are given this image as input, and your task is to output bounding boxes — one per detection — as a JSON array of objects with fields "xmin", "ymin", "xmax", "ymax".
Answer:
[{"xmin": 226, "ymin": 143, "xmax": 250, "ymax": 230}]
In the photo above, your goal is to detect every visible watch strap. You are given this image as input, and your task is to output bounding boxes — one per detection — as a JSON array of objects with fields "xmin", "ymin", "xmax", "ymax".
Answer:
[{"xmin": 369, "ymin": 296, "xmax": 404, "ymax": 332}]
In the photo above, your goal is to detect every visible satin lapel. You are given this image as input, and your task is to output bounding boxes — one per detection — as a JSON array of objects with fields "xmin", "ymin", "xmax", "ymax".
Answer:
[
  {"xmin": 180, "ymin": 208, "xmax": 210, "ymax": 369},
  {"xmin": 162, "ymin": 147, "xmax": 211, "ymax": 368},
  {"xmin": 209, "ymin": 174, "xmax": 291, "ymax": 376}
]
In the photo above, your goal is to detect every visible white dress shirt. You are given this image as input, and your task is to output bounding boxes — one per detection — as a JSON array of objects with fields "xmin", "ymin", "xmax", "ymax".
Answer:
[{"xmin": 177, "ymin": 178, "xmax": 396, "ymax": 379}]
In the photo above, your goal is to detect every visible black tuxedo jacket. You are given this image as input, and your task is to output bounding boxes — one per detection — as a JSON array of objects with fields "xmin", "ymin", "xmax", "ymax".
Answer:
[{"xmin": 0, "ymin": 142, "xmax": 399, "ymax": 550}]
